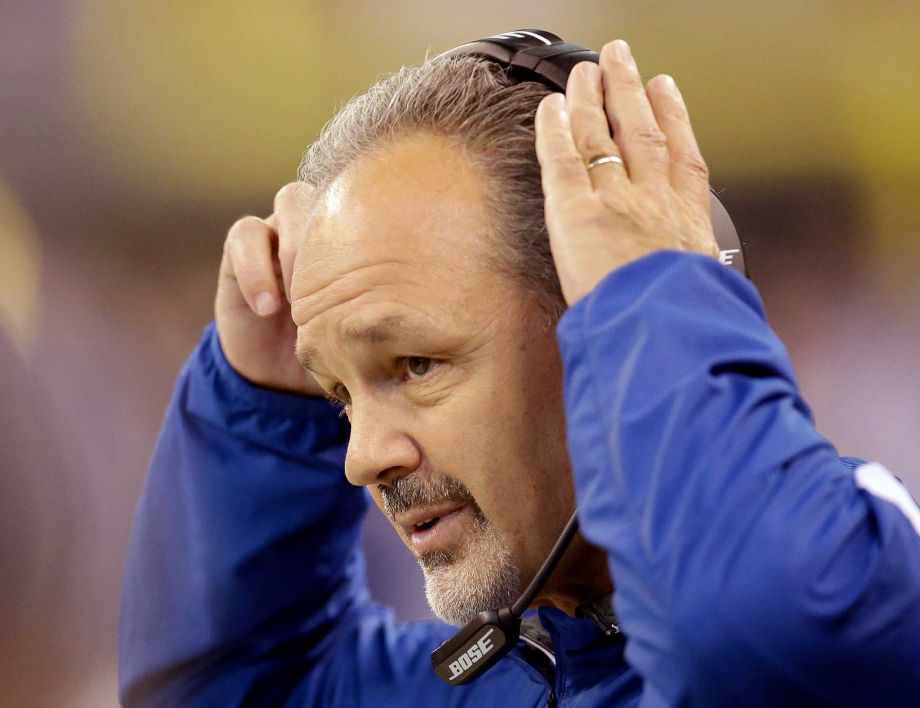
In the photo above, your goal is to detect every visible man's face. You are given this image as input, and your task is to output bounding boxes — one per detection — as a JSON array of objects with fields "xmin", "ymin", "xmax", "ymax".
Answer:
[{"xmin": 291, "ymin": 133, "xmax": 575, "ymax": 625}]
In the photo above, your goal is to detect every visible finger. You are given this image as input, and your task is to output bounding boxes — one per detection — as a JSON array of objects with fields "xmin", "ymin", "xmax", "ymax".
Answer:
[
  {"xmin": 599, "ymin": 39, "xmax": 670, "ymax": 185},
  {"xmin": 565, "ymin": 61, "xmax": 627, "ymax": 192},
  {"xmin": 224, "ymin": 216, "xmax": 283, "ymax": 317},
  {"xmin": 535, "ymin": 93, "xmax": 594, "ymax": 208},
  {"xmin": 273, "ymin": 181, "xmax": 316, "ymax": 303},
  {"xmin": 646, "ymin": 74, "xmax": 711, "ymax": 209}
]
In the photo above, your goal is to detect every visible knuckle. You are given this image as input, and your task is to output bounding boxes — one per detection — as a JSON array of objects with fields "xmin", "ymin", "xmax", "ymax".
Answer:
[
  {"xmin": 227, "ymin": 215, "xmax": 266, "ymax": 244},
  {"xmin": 577, "ymin": 132, "xmax": 616, "ymax": 158},
  {"xmin": 229, "ymin": 214, "xmax": 264, "ymax": 233},
  {"xmin": 660, "ymin": 103, "xmax": 690, "ymax": 124},
  {"xmin": 274, "ymin": 181, "xmax": 311, "ymax": 213},
  {"xmin": 639, "ymin": 183, "xmax": 669, "ymax": 205},
  {"xmin": 630, "ymin": 126, "xmax": 669, "ymax": 150},
  {"xmin": 612, "ymin": 73, "xmax": 645, "ymax": 94},
  {"xmin": 591, "ymin": 204, "xmax": 620, "ymax": 228},
  {"xmin": 566, "ymin": 103, "xmax": 597, "ymax": 125},
  {"xmin": 273, "ymin": 182, "xmax": 298, "ymax": 209},
  {"xmin": 675, "ymin": 151, "xmax": 709, "ymax": 180},
  {"xmin": 651, "ymin": 191, "xmax": 674, "ymax": 214},
  {"xmin": 548, "ymin": 195, "xmax": 602, "ymax": 230},
  {"xmin": 568, "ymin": 98, "xmax": 601, "ymax": 117},
  {"xmin": 548, "ymin": 150, "xmax": 585, "ymax": 172},
  {"xmin": 598, "ymin": 194, "xmax": 634, "ymax": 220},
  {"xmin": 567, "ymin": 105, "xmax": 596, "ymax": 130}
]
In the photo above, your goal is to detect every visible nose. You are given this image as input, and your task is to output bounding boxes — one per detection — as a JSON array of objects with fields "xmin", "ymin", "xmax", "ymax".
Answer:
[{"xmin": 343, "ymin": 397, "xmax": 421, "ymax": 487}]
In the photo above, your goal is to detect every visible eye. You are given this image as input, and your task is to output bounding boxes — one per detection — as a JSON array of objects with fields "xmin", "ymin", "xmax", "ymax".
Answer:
[{"xmin": 404, "ymin": 356, "xmax": 437, "ymax": 379}]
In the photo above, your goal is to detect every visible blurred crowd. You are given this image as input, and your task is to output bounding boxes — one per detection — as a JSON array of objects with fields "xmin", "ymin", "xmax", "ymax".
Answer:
[{"xmin": 1, "ymin": 2, "xmax": 918, "ymax": 706}]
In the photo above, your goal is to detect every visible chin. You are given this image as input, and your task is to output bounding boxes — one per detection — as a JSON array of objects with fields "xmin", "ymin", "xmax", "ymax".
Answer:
[{"xmin": 419, "ymin": 530, "xmax": 522, "ymax": 626}]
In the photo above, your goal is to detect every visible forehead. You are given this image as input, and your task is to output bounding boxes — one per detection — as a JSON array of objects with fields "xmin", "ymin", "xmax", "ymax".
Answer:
[{"xmin": 291, "ymin": 133, "xmax": 500, "ymax": 332}]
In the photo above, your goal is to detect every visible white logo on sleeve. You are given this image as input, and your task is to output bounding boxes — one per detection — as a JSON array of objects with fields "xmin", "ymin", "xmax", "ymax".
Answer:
[
  {"xmin": 719, "ymin": 248, "xmax": 740, "ymax": 266},
  {"xmin": 447, "ymin": 628, "xmax": 496, "ymax": 681},
  {"xmin": 855, "ymin": 462, "xmax": 920, "ymax": 535}
]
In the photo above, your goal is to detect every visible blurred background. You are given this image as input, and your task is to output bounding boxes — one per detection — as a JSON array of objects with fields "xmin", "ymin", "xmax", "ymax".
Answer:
[{"xmin": 1, "ymin": 1, "xmax": 918, "ymax": 705}]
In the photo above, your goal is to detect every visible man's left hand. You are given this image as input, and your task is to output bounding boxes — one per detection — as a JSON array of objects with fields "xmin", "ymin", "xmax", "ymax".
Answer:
[{"xmin": 535, "ymin": 39, "xmax": 718, "ymax": 305}]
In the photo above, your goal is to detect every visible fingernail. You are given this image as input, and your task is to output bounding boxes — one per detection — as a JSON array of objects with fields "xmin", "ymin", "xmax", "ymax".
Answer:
[
  {"xmin": 559, "ymin": 103, "xmax": 570, "ymax": 124},
  {"xmin": 611, "ymin": 39, "xmax": 633, "ymax": 65},
  {"xmin": 660, "ymin": 74, "xmax": 679, "ymax": 95},
  {"xmin": 547, "ymin": 92, "xmax": 565, "ymax": 108},
  {"xmin": 255, "ymin": 291, "xmax": 279, "ymax": 316},
  {"xmin": 545, "ymin": 92, "xmax": 569, "ymax": 121}
]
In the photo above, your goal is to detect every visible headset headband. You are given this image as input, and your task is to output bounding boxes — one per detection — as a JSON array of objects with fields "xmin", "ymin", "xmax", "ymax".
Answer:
[{"xmin": 437, "ymin": 29, "xmax": 749, "ymax": 277}]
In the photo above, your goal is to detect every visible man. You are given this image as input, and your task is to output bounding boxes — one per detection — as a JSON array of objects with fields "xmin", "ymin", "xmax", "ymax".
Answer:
[{"xmin": 120, "ymin": 38, "xmax": 920, "ymax": 706}]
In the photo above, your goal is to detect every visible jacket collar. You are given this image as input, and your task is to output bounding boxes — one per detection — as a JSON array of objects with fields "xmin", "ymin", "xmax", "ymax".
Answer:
[
  {"xmin": 527, "ymin": 596, "xmax": 638, "ymax": 702},
  {"xmin": 575, "ymin": 592, "xmax": 620, "ymax": 636}
]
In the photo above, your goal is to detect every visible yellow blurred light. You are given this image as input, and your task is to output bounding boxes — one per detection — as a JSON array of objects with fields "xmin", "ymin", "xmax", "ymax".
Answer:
[
  {"xmin": 0, "ymin": 180, "xmax": 42, "ymax": 356},
  {"xmin": 68, "ymin": 0, "xmax": 920, "ymax": 268},
  {"xmin": 71, "ymin": 0, "xmax": 352, "ymax": 201}
]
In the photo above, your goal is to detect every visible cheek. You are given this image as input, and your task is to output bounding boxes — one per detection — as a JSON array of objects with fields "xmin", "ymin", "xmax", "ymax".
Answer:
[
  {"xmin": 430, "ymin": 404, "xmax": 562, "ymax": 547},
  {"xmin": 460, "ymin": 346, "xmax": 573, "ymax": 551},
  {"xmin": 412, "ymin": 330, "xmax": 572, "ymax": 545},
  {"xmin": 415, "ymin": 391, "xmax": 517, "ymax": 508}
]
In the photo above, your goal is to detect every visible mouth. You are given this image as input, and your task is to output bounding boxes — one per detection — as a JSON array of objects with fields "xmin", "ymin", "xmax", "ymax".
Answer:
[{"xmin": 395, "ymin": 502, "xmax": 471, "ymax": 555}]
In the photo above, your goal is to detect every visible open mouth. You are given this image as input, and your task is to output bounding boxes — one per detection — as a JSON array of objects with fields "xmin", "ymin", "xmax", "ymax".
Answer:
[
  {"xmin": 414, "ymin": 517, "xmax": 439, "ymax": 532},
  {"xmin": 396, "ymin": 503, "xmax": 471, "ymax": 553}
]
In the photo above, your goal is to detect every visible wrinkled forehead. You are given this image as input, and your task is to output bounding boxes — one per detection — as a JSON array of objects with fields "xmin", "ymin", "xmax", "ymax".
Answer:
[{"xmin": 291, "ymin": 133, "xmax": 499, "ymax": 328}]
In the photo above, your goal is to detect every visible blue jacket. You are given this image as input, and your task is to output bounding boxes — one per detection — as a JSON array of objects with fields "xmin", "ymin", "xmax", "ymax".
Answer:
[{"xmin": 120, "ymin": 252, "xmax": 920, "ymax": 706}]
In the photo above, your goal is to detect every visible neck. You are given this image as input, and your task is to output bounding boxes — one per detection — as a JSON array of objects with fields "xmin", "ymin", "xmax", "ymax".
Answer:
[{"xmin": 530, "ymin": 532, "xmax": 612, "ymax": 616}]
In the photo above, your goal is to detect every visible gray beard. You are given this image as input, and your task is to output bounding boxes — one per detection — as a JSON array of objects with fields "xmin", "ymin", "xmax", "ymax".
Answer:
[
  {"xmin": 379, "ymin": 471, "xmax": 522, "ymax": 626},
  {"xmin": 418, "ymin": 505, "xmax": 522, "ymax": 626}
]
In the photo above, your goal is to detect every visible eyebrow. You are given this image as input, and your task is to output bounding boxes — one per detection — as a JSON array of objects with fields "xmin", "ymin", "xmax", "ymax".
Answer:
[{"xmin": 295, "ymin": 315, "xmax": 424, "ymax": 373}]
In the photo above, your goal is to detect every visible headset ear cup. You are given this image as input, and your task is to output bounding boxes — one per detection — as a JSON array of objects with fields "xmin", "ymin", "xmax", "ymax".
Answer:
[{"xmin": 709, "ymin": 191, "xmax": 748, "ymax": 278}]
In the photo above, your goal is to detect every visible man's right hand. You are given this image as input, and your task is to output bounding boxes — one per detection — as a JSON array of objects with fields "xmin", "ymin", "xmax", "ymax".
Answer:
[{"xmin": 215, "ymin": 182, "xmax": 326, "ymax": 396}]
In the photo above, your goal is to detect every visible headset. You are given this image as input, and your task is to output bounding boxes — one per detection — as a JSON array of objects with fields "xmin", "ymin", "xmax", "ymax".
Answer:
[{"xmin": 430, "ymin": 30, "xmax": 749, "ymax": 686}]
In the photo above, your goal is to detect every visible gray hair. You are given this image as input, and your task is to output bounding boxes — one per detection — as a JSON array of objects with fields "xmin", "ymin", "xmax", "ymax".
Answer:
[{"xmin": 298, "ymin": 56, "xmax": 565, "ymax": 318}]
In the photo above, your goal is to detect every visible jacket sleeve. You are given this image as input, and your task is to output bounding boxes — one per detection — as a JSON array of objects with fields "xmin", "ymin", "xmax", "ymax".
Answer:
[
  {"xmin": 118, "ymin": 322, "xmax": 365, "ymax": 705},
  {"xmin": 557, "ymin": 251, "xmax": 920, "ymax": 707}
]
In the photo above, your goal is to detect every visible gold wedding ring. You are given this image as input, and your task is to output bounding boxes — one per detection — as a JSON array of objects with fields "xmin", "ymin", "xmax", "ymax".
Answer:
[{"xmin": 586, "ymin": 154, "xmax": 624, "ymax": 171}]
